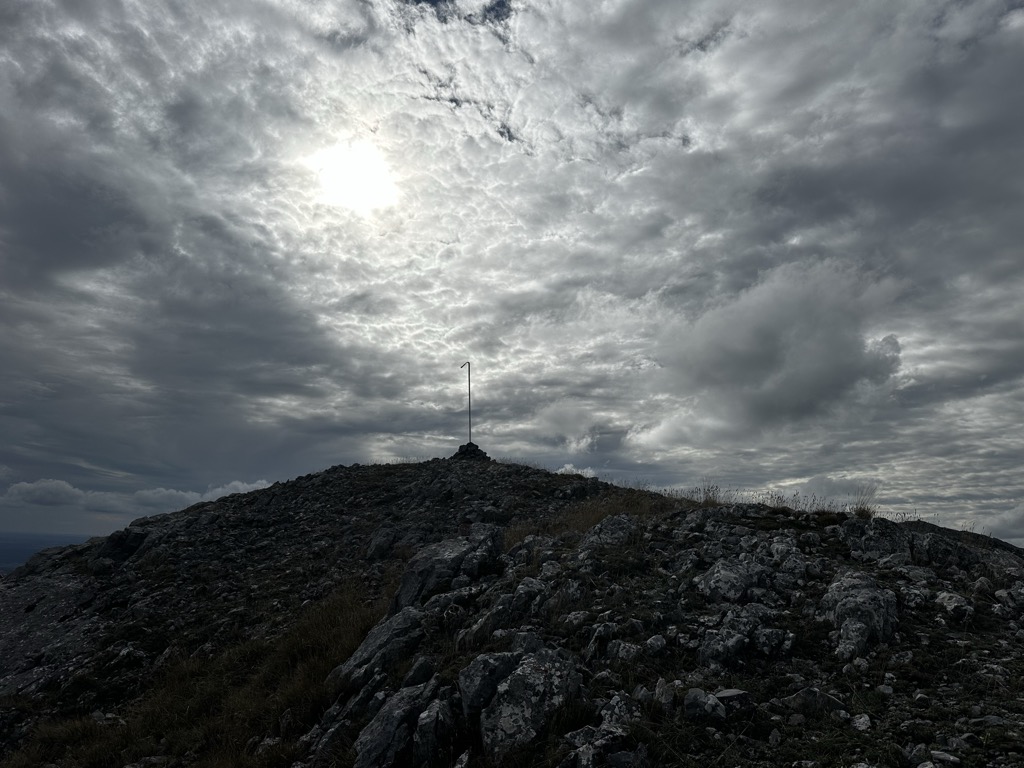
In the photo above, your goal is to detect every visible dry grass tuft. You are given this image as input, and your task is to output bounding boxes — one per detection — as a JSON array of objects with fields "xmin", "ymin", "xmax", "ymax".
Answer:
[
  {"xmin": 850, "ymin": 482, "xmax": 879, "ymax": 520},
  {"xmin": 503, "ymin": 487, "xmax": 676, "ymax": 552}
]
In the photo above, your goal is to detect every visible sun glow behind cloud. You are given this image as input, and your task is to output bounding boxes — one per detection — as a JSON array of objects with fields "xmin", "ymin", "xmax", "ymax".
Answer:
[
  {"xmin": 305, "ymin": 140, "xmax": 399, "ymax": 215},
  {"xmin": 3, "ymin": 0, "xmax": 1024, "ymax": 541}
]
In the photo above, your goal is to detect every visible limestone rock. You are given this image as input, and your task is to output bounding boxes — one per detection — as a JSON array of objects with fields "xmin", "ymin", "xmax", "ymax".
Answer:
[
  {"xmin": 350, "ymin": 677, "xmax": 439, "ymax": 768},
  {"xmin": 412, "ymin": 698, "xmax": 456, "ymax": 767},
  {"xmin": 935, "ymin": 591, "xmax": 974, "ymax": 622},
  {"xmin": 326, "ymin": 607, "xmax": 425, "ymax": 689},
  {"xmin": 714, "ymin": 688, "xmax": 754, "ymax": 715},
  {"xmin": 841, "ymin": 517, "xmax": 913, "ymax": 561},
  {"xmin": 819, "ymin": 570, "xmax": 899, "ymax": 660},
  {"xmin": 392, "ymin": 524, "xmax": 501, "ymax": 611},
  {"xmin": 580, "ymin": 514, "xmax": 637, "ymax": 549},
  {"xmin": 480, "ymin": 649, "xmax": 582, "ymax": 761},
  {"xmin": 695, "ymin": 558, "xmax": 768, "ymax": 603},
  {"xmin": 781, "ymin": 687, "xmax": 846, "ymax": 716},
  {"xmin": 683, "ymin": 688, "xmax": 726, "ymax": 720},
  {"xmin": 458, "ymin": 651, "xmax": 519, "ymax": 718}
]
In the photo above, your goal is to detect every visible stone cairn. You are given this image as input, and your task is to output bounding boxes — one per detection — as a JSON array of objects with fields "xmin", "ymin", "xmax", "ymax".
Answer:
[{"xmin": 450, "ymin": 442, "xmax": 491, "ymax": 462}]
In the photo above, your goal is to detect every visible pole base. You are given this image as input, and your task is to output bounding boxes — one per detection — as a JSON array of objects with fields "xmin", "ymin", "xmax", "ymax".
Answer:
[{"xmin": 451, "ymin": 442, "xmax": 491, "ymax": 461}]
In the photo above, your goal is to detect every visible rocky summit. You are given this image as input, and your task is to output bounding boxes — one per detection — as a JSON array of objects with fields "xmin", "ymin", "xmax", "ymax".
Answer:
[{"xmin": 2, "ymin": 450, "xmax": 1024, "ymax": 768}]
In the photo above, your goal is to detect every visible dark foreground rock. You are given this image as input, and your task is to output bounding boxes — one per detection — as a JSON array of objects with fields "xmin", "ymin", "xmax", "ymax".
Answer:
[{"xmin": 3, "ymin": 451, "xmax": 1024, "ymax": 768}]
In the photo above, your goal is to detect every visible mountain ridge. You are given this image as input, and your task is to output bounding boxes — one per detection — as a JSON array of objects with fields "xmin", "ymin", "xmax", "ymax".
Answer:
[{"xmin": 2, "ymin": 447, "xmax": 1023, "ymax": 767}]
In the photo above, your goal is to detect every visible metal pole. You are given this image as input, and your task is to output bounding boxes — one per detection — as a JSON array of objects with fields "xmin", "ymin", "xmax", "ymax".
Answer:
[{"xmin": 460, "ymin": 361, "xmax": 472, "ymax": 443}]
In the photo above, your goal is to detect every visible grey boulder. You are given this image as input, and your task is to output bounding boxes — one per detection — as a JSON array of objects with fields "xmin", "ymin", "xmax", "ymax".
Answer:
[{"xmin": 480, "ymin": 649, "xmax": 582, "ymax": 761}]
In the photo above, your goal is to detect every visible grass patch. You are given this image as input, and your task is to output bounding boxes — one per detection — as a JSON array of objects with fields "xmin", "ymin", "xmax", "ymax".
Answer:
[
  {"xmin": 668, "ymin": 482, "xmax": 859, "ymax": 521},
  {"xmin": 503, "ymin": 488, "xmax": 676, "ymax": 552},
  {"xmin": 1, "ymin": 581, "xmax": 394, "ymax": 768}
]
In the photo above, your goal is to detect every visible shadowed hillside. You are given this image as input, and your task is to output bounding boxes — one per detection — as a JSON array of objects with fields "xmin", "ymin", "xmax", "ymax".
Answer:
[{"xmin": 2, "ymin": 446, "xmax": 1023, "ymax": 767}]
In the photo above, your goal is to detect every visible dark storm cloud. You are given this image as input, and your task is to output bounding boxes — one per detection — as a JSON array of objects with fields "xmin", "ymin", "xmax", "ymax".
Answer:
[
  {"xmin": 0, "ymin": 117, "xmax": 171, "ymax": 288},
  {"xmin": 653, "ymin": 262, "xmax": 902, "ymax": 433},
  {"xmin": 1, "ymin": 227, "xmax": 416, "ymax": 489}
]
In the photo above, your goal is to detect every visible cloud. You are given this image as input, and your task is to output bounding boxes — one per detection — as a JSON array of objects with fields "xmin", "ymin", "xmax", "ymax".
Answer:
[
  {"xmin": 1, "ymin": 0, "xmax": 1023, "ymax": 540},
  {"xmin": 533, "ymin": 400, "xmax": 603, "ymax": 452},
  {"xmin": 651, "ymin": 261, "xmax": 902, "ymax": 436},
  {"xmin": 0, "ymin": 478, "xmax": 270, "ymax": 535},
  {"xmin": 132, "ymin": 480, "xmax": 271, "ymax": 510},
  {"xmin": 4, "ymin": 479, "xmax": 84, "ymax": 507},
  {"xmin": 795, "ymin": 475, "xmax": 880, "ymax": 501},
  {"xmin": 556, "ymin": 464, "xmax": 596, "ymax": 478},
  {"xmin": 986, "ymin": 502, "xmax": 1024, "ymax": 548}
]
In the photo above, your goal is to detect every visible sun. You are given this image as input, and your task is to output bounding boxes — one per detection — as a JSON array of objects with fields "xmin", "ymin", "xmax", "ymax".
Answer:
[{"xmin": 305, "ymin": 140, "xmax": 399, "ymax": 215}]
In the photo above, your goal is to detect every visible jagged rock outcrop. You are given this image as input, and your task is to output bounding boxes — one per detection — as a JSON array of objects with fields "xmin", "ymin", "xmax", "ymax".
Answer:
[
  {"xmin": 350, "ymin": 676, "xmax": 441, "ymax": 768},
  {"xmin": 326, "ymin": 606, "xmax": 427, "ymax": 690},
  {"xmin": 391, "ymin": 524, "xmax": 502, "ymax": 611},
  {"xmin": 3, "ymin": 451, "xmax": 1024, "ymax": 768}
]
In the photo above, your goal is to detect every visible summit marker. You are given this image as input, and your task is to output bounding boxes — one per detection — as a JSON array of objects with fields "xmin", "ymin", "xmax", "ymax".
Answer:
[{"xmin": 460, "ymin": 361, "xmax": 472, "ymax": 444}]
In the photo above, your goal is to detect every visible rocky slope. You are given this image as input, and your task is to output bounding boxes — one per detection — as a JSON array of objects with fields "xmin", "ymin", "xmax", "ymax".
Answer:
[{"xmin": 2, "ymin": 445, "xmax": 1024, "ymax": 768}]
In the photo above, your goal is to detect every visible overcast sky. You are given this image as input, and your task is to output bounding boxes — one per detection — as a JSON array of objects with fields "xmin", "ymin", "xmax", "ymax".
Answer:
[{"xmin": 2, "ymin": 0, "xmax": 1023, "ymax": 543}]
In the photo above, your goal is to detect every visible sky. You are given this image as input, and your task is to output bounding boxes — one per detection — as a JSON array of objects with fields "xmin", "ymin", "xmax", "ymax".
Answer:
[{"xmin": 2, "ymin": 0, "xmax": 1023, "ymax": 543}]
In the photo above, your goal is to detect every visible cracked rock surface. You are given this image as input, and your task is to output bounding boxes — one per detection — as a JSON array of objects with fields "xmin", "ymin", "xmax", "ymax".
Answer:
[{"xmin": 3, "ymin": 453, "xmax": 1024, "ymax": 768}]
